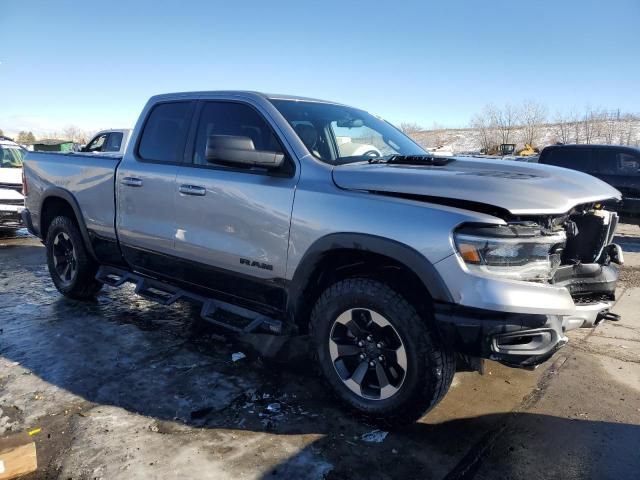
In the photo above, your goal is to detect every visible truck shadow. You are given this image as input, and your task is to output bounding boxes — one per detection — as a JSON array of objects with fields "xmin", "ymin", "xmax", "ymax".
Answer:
[{"xmin": 1, "ymin": 288, "xmax": 639, "ymax": 479}]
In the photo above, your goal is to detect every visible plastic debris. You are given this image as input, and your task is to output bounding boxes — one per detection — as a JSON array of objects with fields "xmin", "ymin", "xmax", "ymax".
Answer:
[
  {"xmin": 231, "ymin": 352, "xmax": 246, "ymax": 362},
  {"xmin": 361, "ymin": 429, "xmax": 388, "ymax": 443},
  {"xmin": 266, "ymin": 403, "xmax": 281, "ymax": 413}
]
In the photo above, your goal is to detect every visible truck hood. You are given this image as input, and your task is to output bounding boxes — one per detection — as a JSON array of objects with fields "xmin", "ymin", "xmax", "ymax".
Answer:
[{"xmin": 331, "ymin": 157, "xmax": 621, "ymax": 216}]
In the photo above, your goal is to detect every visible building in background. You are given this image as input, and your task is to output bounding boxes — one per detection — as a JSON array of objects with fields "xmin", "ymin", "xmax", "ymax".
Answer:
[{"xmin": 26, "ymin": 139, "xmax": 76, "ymax": 152}]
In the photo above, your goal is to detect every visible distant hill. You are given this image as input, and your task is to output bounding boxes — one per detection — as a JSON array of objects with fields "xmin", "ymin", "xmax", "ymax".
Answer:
[{"xmin": 408, "ymin": 118, "xmax": 640, "ymax": 154}]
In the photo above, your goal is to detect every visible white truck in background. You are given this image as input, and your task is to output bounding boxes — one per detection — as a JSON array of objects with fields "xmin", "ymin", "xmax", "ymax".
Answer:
[
  {"xmin": 80, "ymin": 129, "xmax": 131, "ymax": 156},
  {"xmin": 0, "ymin": 137, "xmax": 26, "ymax": 229}
]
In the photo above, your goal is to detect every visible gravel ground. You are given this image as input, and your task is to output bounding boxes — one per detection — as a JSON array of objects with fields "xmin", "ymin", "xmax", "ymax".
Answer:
[{"xmin": 1, "ymin": 226, "xmax": 639, "ymax": 480}]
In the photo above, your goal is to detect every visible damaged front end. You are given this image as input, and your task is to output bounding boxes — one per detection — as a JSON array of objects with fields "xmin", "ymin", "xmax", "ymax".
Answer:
[{"xmin": 437, "ymin": 202, "xmax": 623, "ymax": 370}]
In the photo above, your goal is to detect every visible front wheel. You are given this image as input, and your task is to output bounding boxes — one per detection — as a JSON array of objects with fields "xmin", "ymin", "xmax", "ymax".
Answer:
[
  {"xmin": 45, "ymin": 215, "xmax": 102, "ymax": 299},
  {"xmin": 310, "ymin": 278, "xmax": 455, "ymax": 427}
]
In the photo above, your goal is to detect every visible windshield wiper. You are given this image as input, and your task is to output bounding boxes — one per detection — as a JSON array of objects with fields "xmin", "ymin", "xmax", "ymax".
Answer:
[{"xmin": 368, "ymin": 154, "xmax": 453, "ymax": 166}]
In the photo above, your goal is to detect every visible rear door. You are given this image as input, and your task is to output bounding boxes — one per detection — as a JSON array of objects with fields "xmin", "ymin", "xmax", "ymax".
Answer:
[
  {"xmin": 173, "ymin": 100, "xmax": 298, "ymax": 311},
  {"xmin": 116, "ymin": 101, "xmax": 195, "ymax": 274}
]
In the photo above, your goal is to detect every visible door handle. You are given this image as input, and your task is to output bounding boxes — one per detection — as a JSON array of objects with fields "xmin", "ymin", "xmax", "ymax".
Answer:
[
  {"xmin": 179, "ymin": 184, "xmax": 206, "ymax": 196},
  {"xmin": 121, "ymin": 177, "xmax": 143, "ymax": 187}
]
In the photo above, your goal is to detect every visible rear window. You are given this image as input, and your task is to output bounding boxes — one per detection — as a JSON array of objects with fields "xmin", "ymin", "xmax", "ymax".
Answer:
[
  {"xmin": 540, "ymin": 148, "xmax": 595, "ymax": 173},
  {"xmin": 138, "ymin": 102, "xmax": 194, "ymax": 163},
  {"xmin": 597, "ymin": 149, "xmax": 640, "ymax": 176}
]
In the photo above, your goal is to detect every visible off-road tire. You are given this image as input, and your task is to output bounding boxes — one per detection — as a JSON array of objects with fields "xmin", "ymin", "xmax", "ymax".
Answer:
[
  {"xmin": 45, "ymin": 215, "xmax": 102, "ymax": 299},
  {"xmin": 310, "ymin": 278, "xmax": 455, "ymax": 427}
]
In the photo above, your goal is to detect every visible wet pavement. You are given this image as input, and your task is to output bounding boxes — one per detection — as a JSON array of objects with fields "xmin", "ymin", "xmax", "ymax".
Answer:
[{"xmin": 1, "ymin": 227, "xmax": 639, "ymax": 479}]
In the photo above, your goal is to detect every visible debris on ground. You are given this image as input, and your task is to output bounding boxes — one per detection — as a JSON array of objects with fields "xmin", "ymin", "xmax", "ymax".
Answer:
[
  {"xmin": 266, "ymin": 403, "xmax": 281, "ymax": 413},
  {"xmin": 231, "ymin": 352, "xmax": 246, "ymax": 362},
  {"xmin": 361, "ymin": 429, "xmax": 388, "ymax": 443}
]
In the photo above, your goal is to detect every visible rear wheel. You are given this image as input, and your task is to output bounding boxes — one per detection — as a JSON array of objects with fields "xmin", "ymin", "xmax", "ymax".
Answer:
[
  {"xmin": 310, "ymin": 278, "xmax": 455, "ymax": 427},
  {"xmin": 45, "ymin": 216, "xmax": 102, "ymax": 299}
]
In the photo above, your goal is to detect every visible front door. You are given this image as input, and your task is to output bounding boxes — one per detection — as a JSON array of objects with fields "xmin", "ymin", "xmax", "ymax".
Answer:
[{"xmin": 173, "ymin": 100, "xmax": 298, "ymax": 311}]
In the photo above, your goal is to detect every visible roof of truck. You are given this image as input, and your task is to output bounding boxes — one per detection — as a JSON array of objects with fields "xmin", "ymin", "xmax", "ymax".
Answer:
[{"xmin": 149, "ymin": 90, "xmax": 345, "ymax": 106}]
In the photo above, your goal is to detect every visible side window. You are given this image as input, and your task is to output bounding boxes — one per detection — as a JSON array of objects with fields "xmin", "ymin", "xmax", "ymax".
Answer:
[
  {"xmin": 193, "ymin": 102, "xmax": 288, "ymax": 172},
  {"xmin": 85, "ymin": 134, "xmax": 107, "ymax": 152},
  {"xmin": 545, "ymin": 149, "xmax": 594, "ymax": 172},
  {"xmin": 104, "ymin": 132, "xmax": 124, "ymax": 153},
  {"xmin": 138, "ymin": 102, "xmax": 193, "ymax": 163},
  {"xmin": 598, "ymin": 150, "xmax": 640, "ymax": 176},
  {"xmin": 618, "ymin": 153, "xmax": 640, "ymax": 176}
]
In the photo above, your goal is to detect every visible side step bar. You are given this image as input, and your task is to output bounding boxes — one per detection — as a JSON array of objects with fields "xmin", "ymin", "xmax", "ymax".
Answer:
[{"xmin": 96, "ymin": 266, "xmax": 282, "ymax": 335}]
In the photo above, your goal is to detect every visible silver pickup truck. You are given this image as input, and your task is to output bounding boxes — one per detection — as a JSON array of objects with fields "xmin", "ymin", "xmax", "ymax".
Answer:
[{"xmin": 22, "ymin": 91, "xmax": 623, "ymax": 425}]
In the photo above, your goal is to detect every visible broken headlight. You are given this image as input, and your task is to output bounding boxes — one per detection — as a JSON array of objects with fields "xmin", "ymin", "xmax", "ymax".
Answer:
[{"xmin": 454, "ymin": 224, "xmax": 566, "ymax": 282}]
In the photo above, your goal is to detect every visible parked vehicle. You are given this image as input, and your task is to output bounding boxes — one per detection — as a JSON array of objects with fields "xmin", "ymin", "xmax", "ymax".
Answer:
[
  {"xmin": 22, "ymin": 92, "xmax": 624, "ymax": 425},
  {"xmin": 539, "ymin": 144, "xmax": 640, "ymax": 224},
  {"xmin": 81, "ymin": 129, "xmax": 131, "ymax": 155},
  {"xmin": 0, "ymin": 137, "xmax": 26, "ymax": 229}
]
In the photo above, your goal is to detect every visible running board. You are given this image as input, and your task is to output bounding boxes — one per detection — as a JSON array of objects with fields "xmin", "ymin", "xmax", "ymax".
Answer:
[{"xmin": 95, "ymin": 266, "xmax": 282, "ymax": 334}]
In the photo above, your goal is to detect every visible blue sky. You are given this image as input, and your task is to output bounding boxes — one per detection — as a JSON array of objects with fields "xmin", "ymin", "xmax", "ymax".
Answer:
[{"xmin": 1, "ymin": 0, "xmax": 638, "ymax": 135}]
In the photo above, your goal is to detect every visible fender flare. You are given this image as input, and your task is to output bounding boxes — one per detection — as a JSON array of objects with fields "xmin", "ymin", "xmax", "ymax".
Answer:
[
  {"xmin": 287, "ymin": 233, "xmax": 453, "ymax": 318},
  {"xmin": 39, "ymin": 187, "xmax": 98, "ymax": 261}
]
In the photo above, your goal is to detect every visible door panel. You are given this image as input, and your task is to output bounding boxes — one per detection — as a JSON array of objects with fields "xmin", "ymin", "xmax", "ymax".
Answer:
[
  {"xmin": 172, "ymin": 100, "xmax": 297, "ymax": 308},
  {"xmin": 174, "ymin": 166, "xmax": 296, "ymax": 299},
  {"xmin": 116, "ymin": 101, "xmax": 195, "ymax": 272},
  {"xmin": 116, "ymin": 161, "xmax": 179, "ymax": 256}
]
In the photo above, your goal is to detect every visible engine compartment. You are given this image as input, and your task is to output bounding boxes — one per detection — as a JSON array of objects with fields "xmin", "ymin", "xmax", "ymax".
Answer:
[{"xmin": 512, "ymin": 204, "xmax": 622, "ymax": 301}]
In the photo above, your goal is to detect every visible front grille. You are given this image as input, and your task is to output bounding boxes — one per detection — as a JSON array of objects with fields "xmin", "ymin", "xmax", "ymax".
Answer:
[{"xmin": 0, "ymin": 183, "xmax": 22, "ymax": 194}]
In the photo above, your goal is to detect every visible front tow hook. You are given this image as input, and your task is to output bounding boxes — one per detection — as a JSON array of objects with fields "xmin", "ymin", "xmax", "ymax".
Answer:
[{"xmin": 595, "ymin": 310, "xmax": 621, "ymax": 325}]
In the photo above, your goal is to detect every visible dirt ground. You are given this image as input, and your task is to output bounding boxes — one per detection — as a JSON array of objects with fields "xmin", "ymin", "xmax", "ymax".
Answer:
[{"xmin": 1, "ymin": 225, "xmax": 639, "ymax": 480}]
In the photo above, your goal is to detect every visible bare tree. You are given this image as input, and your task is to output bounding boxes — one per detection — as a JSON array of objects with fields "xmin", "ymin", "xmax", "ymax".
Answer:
[
  {"xmin": 582, "ymin": 107, "xmax": 601, "ymax": 145},
  {"xmin": 488, "ymin": 104, "xmax": 519, "ymax": 146},
  {"xmin": 399, "ymin": 122, "xmax": 423, "ymax": 135},
  {"xmin": 600, "ymin": 109, "xmax": 621, "ymax": 144},
  {"xmin": 552, "ymin": 112, "xmax": 572, "ymax": 144},
  {"xmin": 62, "ymin": 125, "xmax": 87, "ymax": 143},
  {"xmin": 470, "ymin": 106, "xmax": 498, "ymax": 153},
  {"xmin": 16, "ymin": 131, "xmax": 35, "ymax": 144},
  {"xmin": 520, "ymin": 100, "xmax": 547, "ymax": 147}
]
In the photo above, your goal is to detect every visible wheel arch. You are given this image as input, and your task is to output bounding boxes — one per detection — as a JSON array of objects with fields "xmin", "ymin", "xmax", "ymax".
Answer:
[
  {"xmin": 39, "ymin": 188, "xmax": 98, "ymax": 261},
  {"xmin": 287, "ymin": 233, "xmax": 453, "ymax": 332}
]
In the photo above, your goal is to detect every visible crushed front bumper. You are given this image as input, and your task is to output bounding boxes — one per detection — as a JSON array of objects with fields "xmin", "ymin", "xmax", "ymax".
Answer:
[
  {"xmin": 434, "ymin": 261, "xmax": 620, "ymax": 368},
  {"xmin": 435, "ymin": 304, "xmax": 567, "ymax": 367}
]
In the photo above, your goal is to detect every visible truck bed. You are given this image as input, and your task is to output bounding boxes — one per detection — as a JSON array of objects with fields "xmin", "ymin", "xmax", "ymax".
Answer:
[{"xmin": 23, "ymin": 151, "xmax": 122, "ymax": 241}]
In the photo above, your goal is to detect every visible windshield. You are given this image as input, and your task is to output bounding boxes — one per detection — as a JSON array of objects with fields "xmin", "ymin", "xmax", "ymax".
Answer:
[
  {"xmin": 270, "ymin": 99, "xmax": 426, "ymax": 165},
  {"xmin": 0, "ymin": 146, "xmax": 26, "ymax": 168}
]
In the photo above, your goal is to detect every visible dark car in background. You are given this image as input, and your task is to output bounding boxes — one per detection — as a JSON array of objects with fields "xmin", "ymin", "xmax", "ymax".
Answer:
[{"xmin": 539, "ymin": 144, "xmax": 640, "ymax": 224}]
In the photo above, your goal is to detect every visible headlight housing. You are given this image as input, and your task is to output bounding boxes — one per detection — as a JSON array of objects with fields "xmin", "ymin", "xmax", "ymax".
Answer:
[{"xmin": 454, "ymin": 224, "xmax": 566, "ymax": 282}]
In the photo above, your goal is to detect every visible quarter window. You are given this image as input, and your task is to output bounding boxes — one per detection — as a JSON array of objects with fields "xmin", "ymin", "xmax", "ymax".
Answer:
[{"xmin": 138, "ymin": 102, "xmax": 193, "ymax": 163}]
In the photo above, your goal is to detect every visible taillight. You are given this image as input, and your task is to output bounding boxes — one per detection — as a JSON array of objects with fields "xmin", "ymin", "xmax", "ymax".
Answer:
[{"xmin": 22, "ymin": 168, "xmax": 28, "ymax": 196}]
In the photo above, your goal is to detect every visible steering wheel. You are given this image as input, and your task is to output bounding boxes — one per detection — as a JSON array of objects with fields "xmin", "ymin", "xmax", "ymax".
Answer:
[{"xmin": 362, "ymin": 150, "xmax": 381, "ymax": 158}]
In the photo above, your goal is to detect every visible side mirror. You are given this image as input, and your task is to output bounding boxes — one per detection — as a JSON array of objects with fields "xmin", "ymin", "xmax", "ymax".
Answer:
[{"xmin": 205, "ymin": 135, "xmax": 284, "ymax": 169}]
